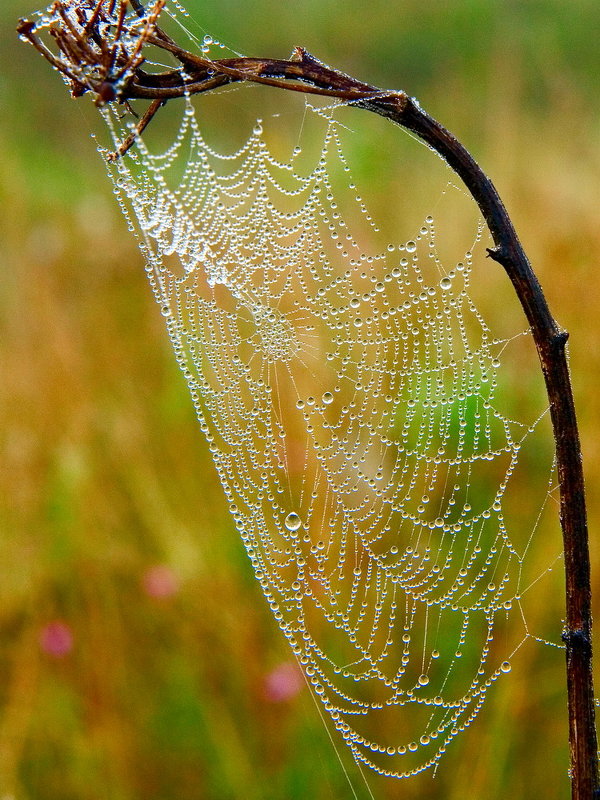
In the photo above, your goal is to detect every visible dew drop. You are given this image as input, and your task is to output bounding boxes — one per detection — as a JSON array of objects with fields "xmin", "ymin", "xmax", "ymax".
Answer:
[
  {"xmin": 406, "ymin": 240, "xmax": 417, "ymax": 253},
  {"xmin": 440, "ymin": 276, "xmax": 452, "ymax": 290},
  {"xmin": 322, "ymin": 391, "xmax": 334, "ymax": 405},
  {"xmin": 284, "ymin": 512, "xmax": 302, "ymax": 532}
]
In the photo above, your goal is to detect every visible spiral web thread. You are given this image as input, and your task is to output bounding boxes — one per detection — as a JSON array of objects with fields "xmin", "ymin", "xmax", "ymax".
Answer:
[
  {"xmin": 13, "ymin": 0, "xmax": 572, "ymax": 781},
  {"xmin": 25, "ymin": 0, "xmax": 561, "ymax": 778},
  {"xmin": 89, "ymin": 83, "xmax": 563, "ymax": 777}
]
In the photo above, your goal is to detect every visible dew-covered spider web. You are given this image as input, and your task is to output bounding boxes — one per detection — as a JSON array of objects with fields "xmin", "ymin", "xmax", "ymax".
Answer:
[
  {"xmin": 25, "ymin": 0, "xmax": 564, "ymax": 781},
  {"xmin": 101, "ymin": 96, "xmax": 561, "ymax": 777}
]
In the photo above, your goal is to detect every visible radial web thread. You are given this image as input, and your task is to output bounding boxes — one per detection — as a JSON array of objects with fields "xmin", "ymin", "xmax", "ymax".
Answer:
[{"xmin": 101, "ymin": 93, "xmax": 558, "ymax": 778}]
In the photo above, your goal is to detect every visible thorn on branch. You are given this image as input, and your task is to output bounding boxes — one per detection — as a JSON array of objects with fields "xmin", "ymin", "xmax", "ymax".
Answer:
[
  {"xmin": 552, "ymin": 330, "xmax": 569, "ymax": 350},
  {"xmin": 291, "ymin": 47, "xmax": 326, "ymax": 70},
  {"xmin": 486, "ymin": 245, "xmax": 511, "ymax": 267}
]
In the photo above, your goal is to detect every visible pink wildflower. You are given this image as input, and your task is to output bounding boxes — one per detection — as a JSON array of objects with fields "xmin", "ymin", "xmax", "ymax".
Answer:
[
  {"xmin": 264, "ymin": 661, "xmax": 304, "ymax": 702},
  {"xmin": 39, "ymin": 620, "xmax": 73, "ymax": 658},
  {"xmin": 142, "ymin": 564, "xmax": 179, "ymax": 599}
]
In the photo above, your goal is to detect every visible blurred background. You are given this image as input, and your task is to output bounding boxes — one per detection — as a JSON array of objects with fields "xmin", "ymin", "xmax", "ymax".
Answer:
[{"xmin": 1, "ymin": 0, "xmax": 599, "ymax": 798}]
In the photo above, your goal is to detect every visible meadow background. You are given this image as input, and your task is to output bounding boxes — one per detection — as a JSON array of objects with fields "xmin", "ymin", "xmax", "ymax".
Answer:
[{"xmin": 1, "ymin": 1, "xmax": 599, "ymax": 798}]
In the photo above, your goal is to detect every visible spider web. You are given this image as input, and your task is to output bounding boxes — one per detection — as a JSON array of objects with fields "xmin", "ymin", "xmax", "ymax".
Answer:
[
  {"xmin": 22, "ymin": 0, "xmax": 560, "ymax": 779},
  {"xmin": 98, "ymin": 89, "xmax": 559, "ymax": 778}
]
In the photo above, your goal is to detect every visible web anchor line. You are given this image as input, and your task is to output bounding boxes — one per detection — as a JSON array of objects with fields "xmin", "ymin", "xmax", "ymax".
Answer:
[{"xmin": 18, "ymin": 2, "xmax": 598, "ymax": 796}]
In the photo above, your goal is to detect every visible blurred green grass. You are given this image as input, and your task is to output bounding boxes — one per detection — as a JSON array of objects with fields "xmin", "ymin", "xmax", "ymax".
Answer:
[{"xmin": 2, "ymin": 1, "xmax": 600, "ymax": 798}]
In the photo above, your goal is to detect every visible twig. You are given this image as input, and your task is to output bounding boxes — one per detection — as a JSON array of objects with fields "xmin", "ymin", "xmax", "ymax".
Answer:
[{"xmin": 105, "ymin": 96, "xmax": 163, "ymax": 160}]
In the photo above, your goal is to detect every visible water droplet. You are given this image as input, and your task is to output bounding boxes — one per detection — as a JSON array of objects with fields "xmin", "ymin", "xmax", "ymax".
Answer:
[
  {"xmin": 405, "ymin": 240, "xmax": 417, "ymax": 253},
  {"xmin": 322, "ymin": 391, "xmax": 334, "ymax": 405},
  {"xmin": 440, "ymin": 276, "xmax": 452, "ymax": 290},
  {"xmin": 500, "ymin": 660, "xmax": 511, "ymax": 673},
  {"xmin": 418, "ymin": 674, "xmax": 429, "ymax": 686},
  {"xmin": 284, "ymin": 512, "xmax": 302, "ymax": 532}
]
